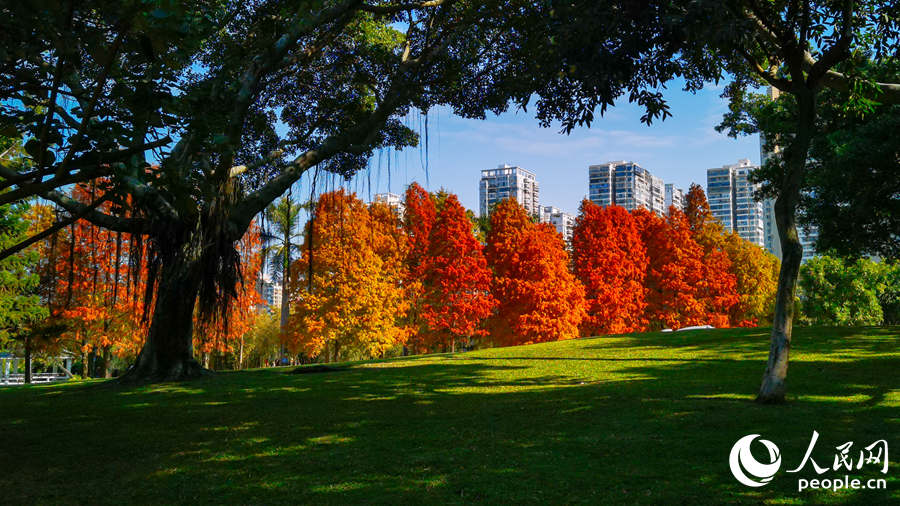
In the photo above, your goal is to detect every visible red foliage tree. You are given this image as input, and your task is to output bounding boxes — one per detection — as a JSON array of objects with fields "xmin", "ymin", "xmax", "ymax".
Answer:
[
  {"xmin": 572, "ymin": 201, "xmax": 648, "ymax": 335},
  {"xmin": 640, "ymin": 208, "xmax": 738, "ymax": 329},
  {"xmin": 419, "ymin": 194, "xmax": 495, "ymax": 352},
  {"xmin": 401, "ymin": 182, "xmax": 438, "ymax": 353},
  {"xmin": 684, "ymin": 183, "xmax": 712, "ymax": 233},
  {"xmin": 683, "ymin": 186, "xmax": 745, "ymax": 327},
  {"xmin": 403, "ymin": 182, "xmax": 437, "ymax": 258},
  {"xmin": 485, "ymin": 198, "xmax": 586, "ymax": 346}
]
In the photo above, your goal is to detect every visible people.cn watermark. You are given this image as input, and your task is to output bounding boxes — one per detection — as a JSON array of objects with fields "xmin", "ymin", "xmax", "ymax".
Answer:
[{"xmin": 729, "ymin": 431, "xmax": 888, "ymax": 492}]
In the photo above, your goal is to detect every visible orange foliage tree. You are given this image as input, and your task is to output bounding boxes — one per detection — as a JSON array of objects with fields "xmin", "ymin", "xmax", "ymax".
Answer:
[
  {"xmin": 572, "ymin": 201, "xmax": 647, "ymax": 335},
  {"xmin": 685, "ymin": 184, "xmax": 778, "ymax": 327},
  {"xmin": 42, "ymin": 184, "xmax": 149, "ymax": 376},
  {"xmin": 289, "ymin": 190, "xmax": 410, "ymax": 362},
  {"xmin": 39, "ymin": 183, "xmax": 263, "ymax": 374},
  {"xmin": 485, "ymin": 199, "xmax": 586, "ymax": 346},
  {"xmin": 419, "ymin": 194, "xmax": 495, "ymax": 352},
  {"xmin": 640, "ymin": 208, "xmax": 738, "ymax": 329}
]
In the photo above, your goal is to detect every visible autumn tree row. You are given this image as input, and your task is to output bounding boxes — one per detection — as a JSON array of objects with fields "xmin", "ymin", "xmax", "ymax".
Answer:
[
  {"xmin": 20, "ymin": 182, "xmax": 778, "ymax": 371},
  {"xmin": 574, "ymin": 185, "xmax": 779, "ymax": 336},
  {"xmin": 285, "ymin": 184, "xmax": 779, "ymax": 363}
]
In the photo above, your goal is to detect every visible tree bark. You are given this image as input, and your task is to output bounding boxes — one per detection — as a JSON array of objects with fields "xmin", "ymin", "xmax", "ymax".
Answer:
[
  {"xmin": 757, "ymin": 88, "xmax": 816, "ymax": 404},
  {"xmin": 103, "ymin": 347, "xmax": 111, "ymax": 378},
  {"xmin": 238, "ymin": 335, "xmax": 244, "ymax": 370},
  {"xmin": 119, "ymin": 248, "xmax": 209, "ymax": 383},
  {"xmin": 280, "ymin": 227, "xmax": 290, "ymax": 361},
  {"xmin": 24, "ymin": 335, "xmax": 32, "ymax": 384}
]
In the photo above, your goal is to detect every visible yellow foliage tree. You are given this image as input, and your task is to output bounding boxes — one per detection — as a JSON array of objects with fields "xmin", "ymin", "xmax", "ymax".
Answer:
[
  {"xmin": 288, "ymin": 190, "xmax": 410, "ymax": 362},
  {"xmin": 696, "ymin": 222, "xmax": 780, "ymax": 326}
]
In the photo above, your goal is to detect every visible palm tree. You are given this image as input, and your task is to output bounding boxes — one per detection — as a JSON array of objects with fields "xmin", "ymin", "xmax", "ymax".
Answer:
[{"xmin": 261, "ymin": 193, "xmax": 306, "ymax": 361}]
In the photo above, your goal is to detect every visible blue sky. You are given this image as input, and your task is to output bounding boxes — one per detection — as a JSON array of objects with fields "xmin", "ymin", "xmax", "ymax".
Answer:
[{"xmin": 330, "ymin": 82, "xmax": 762, "ymax": 216}]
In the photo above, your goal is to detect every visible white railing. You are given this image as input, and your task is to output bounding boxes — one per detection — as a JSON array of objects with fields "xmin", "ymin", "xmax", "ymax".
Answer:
[
  {"xmin": 0, "ymin": 356, "xmax": 74, "ymax": 386},
  {"xmin": 0, "ymin": 373, "xmax": 69, "ymax": 385}
]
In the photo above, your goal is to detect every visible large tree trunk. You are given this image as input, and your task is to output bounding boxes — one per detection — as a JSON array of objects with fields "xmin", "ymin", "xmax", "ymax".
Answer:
[
  {"xmin": 757, "ymin": 88, "xmax": 816, "ymax": 404},
  {"xmin": 120, "ymin": 249, "xmax": 209, "ymax": 383}
]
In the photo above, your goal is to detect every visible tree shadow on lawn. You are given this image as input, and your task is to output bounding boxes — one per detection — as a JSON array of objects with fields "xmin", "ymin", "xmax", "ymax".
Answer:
[
  {"xmin": 582, "ymin": 326, "xmax": 900, "ymax": 357},
  {"xmin": 1, "ymin": 346, "xmax": 898, "ymax": 504}
]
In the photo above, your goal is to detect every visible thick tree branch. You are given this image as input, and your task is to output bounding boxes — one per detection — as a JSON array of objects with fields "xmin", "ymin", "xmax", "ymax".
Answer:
[
  {"xmin": 800, "ymin": 51, "xmax": 900, "ymax": 104},
  {"xmin": 229, "ymin": 15, "xmax": 456, "ymax": 234},
  {"xmin": 215, "ymin": 0, "xmax": 362, "ymax": 182},
  {"xmin": 0, "ymin": 167, "xmax": 114, "ymax": 206},
  {"xmin": 0, "ymin": 136, "xmax": 172, "ymax": 195},
  {"xmin": 0, "ymin": 195, "xmax": 107, "ymax": 263},
  {"xmin": 42, "ymin": 190, "xmax": 145, "ymax": 233}
]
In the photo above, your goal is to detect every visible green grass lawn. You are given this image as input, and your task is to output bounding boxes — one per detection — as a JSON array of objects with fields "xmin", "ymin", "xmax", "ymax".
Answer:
[{"xmin": 1, "ymin": 327, "xmax": 898, "ymax": 504}]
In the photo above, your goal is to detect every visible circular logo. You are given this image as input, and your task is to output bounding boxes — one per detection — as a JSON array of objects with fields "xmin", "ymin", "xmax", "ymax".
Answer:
[{"xmin": 729, "ymin": 434, "xmax": 782, "ymax": 487}]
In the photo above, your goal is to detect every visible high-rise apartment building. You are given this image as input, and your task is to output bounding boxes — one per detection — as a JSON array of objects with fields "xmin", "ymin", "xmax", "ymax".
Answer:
[
  {"xmin": 479, "ymin": 164, "xmax": 540, "ymax": 217},
  {"xmin": 664, "ymin": 183, "xmax": 684, "ymax": 213},
  {"xmin": 706, "ymin": 159, "xmax": 765, "ymax": 247},
  {"xmin": 258, "ymin": 274, "xmax": 283, "ymax": 312},
  {"xmin": 759, "ymin": 86, "xmax": 819, "ymax": 261},
  {"xmin": 588, "ymin": 161, "xmax": 667, "ymax": 215},
  {"xmin": 761, "ymin": 195, "xmax": 820, "ymax": 261},
  {"xmin": 540, "ymin": 206, "xmax": 576, "ymax": 245},
  {"xmin": 373, "ymin": 192, "xmax": 405, "ymax": 218}
]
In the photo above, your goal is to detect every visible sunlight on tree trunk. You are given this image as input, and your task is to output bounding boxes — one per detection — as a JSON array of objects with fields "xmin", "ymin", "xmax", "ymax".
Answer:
[{"xmin": 757, "ymin": 89, "xmax": 817, "ymax": 404}]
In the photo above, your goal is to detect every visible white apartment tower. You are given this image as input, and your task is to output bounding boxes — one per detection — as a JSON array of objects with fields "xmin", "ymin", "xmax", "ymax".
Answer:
[
  {"xmin": 664, "ymin": 183, "xmax": 685, "ymax": 213},
  {"xmin": 707, "ymin": 159, "xmax": 766, "ymax": 247},
  {"xmin": 540, "ymin": 206, "xmax": 576, "ymax": 245},
  {"xmin": 760, "ymin": 86, "xmax": 819, "ymax": 261},
  {"xmin": 258, "ymin": 274, "xmax": 283, "ymax": 312},
  {"xmin": 373, "ymin": 192, "xmax": 405, "ymax": 218},
  {"xmin": 588, "ymin": 161, "xmax": 667, "ymax": 215},
  {"xmin": 479, "ymin": 164, "xmax": 540, "ymax": 217}
]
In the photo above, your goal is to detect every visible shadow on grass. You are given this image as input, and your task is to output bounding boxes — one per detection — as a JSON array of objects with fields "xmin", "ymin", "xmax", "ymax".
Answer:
[{"xmin": 0, "ymin": 327, "xmax": 898, "ymax": 504}]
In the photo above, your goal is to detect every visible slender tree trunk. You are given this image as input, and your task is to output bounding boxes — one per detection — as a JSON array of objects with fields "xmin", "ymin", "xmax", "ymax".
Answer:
[
  {"xmin": 238, "ymin": 336, "xmax": 244, "ymax": 370},
  {"xmin": 757, "ymin": 88, "xmax": 816, "ymax": 404},
  {"xmin": 280, "ymin": 228, "xmax": 290, "ymax": 362},
  {"xmin": 82, "ymin": 340, "xmax": 89, "ymax": 379},
  {"xmin": 120, "ymin": 246, "xmax": 208, "ymax": 383},
  {"xmin": 24, "ymin": 335, "xmax": 32, "ymax": 384},
  {"xmin": 103, "ymin": 347, "xmax": 112, "ymax": 378}
]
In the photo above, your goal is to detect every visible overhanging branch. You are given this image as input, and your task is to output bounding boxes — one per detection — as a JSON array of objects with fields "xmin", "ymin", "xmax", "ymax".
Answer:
[{"xmin": 42, "ymin": 190, "xmax": 145, "ymax": 233}]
